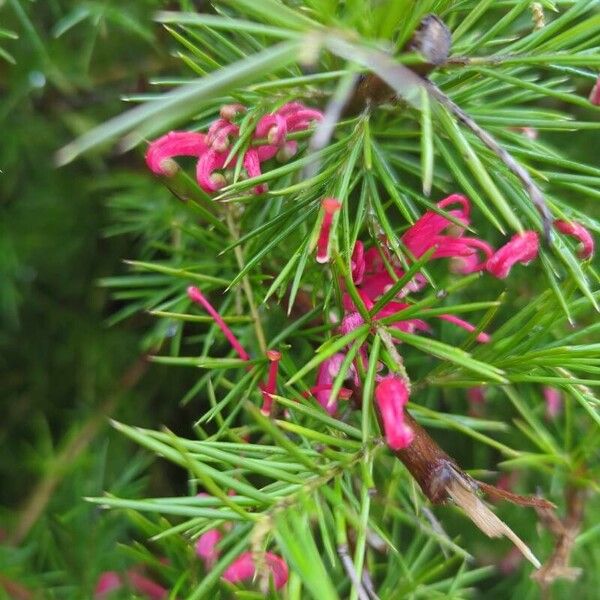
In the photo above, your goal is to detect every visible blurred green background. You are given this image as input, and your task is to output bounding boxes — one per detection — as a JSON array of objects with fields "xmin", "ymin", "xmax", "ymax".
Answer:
[{"xmin": 0, "ymin": 1, "xmax": 202, "ymax": 595}]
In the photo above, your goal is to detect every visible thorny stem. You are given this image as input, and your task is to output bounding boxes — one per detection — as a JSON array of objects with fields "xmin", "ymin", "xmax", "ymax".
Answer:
[{"xmin": 225, "ymin": 209, "xmax": 267, "ymax": 354}]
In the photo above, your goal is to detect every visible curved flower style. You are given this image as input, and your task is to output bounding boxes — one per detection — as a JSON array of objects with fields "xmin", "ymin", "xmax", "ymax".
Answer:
[
  {"xmin": 145, "ymin": 131, "xmax": 208, "ymax": 176},
  {"xmin": 554, "ymin": 219, "xmax": 594, "ymax": 260},
  {"xmin": 375, "ymin": 376, "xmax": 414, "ymax": 450},
  {"xmin": 146, "ymin": 102, "xmax": 322, "ymax": 194}
]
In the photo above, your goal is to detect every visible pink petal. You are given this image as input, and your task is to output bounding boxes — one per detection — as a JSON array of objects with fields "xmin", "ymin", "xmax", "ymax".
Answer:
[
  {"xmin": 402, "ymin": 194, "xmax": 471, "ymax": 257},
  {"xmin": 450, "ymin": 238, "xmax": 495, "ymax": 274},
  {"xmin": 145, "ymin": 131, "xmax": 208, "ymax": 176},
  {"xmin": 589, "ymin": 76, "xmax": 600, "ymax": 106},
  {"xmin": 351, "ymin": 241, "xmax": 366, "ymax": 284},
  {"xmin": 340, "ymin": 312, "xmax": 365, "ymax": 336},
  {"xmin": 255, "ymin": 113, "xmax": 288, "ymax": 145},
  {"xmin": 196, "ymin": 148, "xmax": 228, "ymax": 192},
  {"xmin": 195, "ymin": 529, "xmax": 222, "ymax": 569},
  {"xmin": 260, "ymin": 350, "xmax": 282, "ymax": 415},
  {"xmin": 374, "ymin": 376, "xmax": 414, "ymax": 450},
  {"xmin": 316, "ymin": 198, "xmax": 341, "ymax": 263},
  {"xmin": 126, "ymin": 571, "xmax": 168, "ymax": 600},
  {"xmin": 543, "ymin": 386, "xmax": 562, "ymax": 419},
  {"xmin": 222, "ymin": 552, "xmax": 288, "ymax": 590},
  {"xmin": 314, "ymin": 352, "xmax": 349, "ymax": 414},
  {"xmin": 374, "ymin": 302, "xmax": 430, "ymax": 335},
  {"xmin": 486, "ymin": 231, "xmax": 539, "ymax": 279},
  {"xmin": 243, "ymin": 148, "xmax": 268, "ymax": 194},
  {"xmin": 220, "ymin": 103, "xmax": 247, "ymax": 120},
  {"xmin": 554, "ymin": 219, "xmax": 594, "ymax": 260},
  {"xmin": 94, "ymin": 571, "xmax": 122, "ymax": 598},
  {"xmin": 467, "ymin": 386, "xmax": 486, "ymax": 417},
  {"xmin": 207, "ymin": 118, "xmax": 239, "ymax": 152}
]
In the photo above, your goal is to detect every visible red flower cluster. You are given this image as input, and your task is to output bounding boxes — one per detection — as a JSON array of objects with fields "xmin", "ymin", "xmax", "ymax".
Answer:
[
  {"xmin": 312, "ymin": 193, "xmax": 594, "ymax": 451},
  {"xmin": 146, "ymin": 102, "xmax": 322, "ymax": 194}
]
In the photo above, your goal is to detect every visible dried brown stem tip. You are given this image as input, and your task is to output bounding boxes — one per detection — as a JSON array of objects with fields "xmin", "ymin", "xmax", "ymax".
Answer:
[
  {"xmin": 532, "ymin": 487, "xmax": 585, "ymax": 589},
  {"xmin": 389, "ymin": 412, "xmax": 545, "ymax": 568}
]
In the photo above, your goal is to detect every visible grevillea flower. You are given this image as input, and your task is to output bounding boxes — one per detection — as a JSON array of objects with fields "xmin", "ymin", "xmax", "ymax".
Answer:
[
  {"xmin": 260, "ymin": 350, "xmax": 282, "ymax": 415},
  {"xmin": 146, "ymin": 101, "xmax": 322, "ymax": 195},
  {"xmin": 312, "ymin": 352, "xmax": 354, "ymax": 414},
  {"xmin": 94, "ymin": 570, "xmax": 167, "ymax": 599},
  {"xmin": 375, "ymin": 376, "xmax": 414, "ymax": 450},
  {"xmin": 316, "ymin": 198, "xmax": 341, "ymax": 263},
  {"xmin": 554, "ymin": 219, "xmax": 594, "ymax": 260},
  {"xmin": 589, "ymin": 76, "xmax": 600, "ymax": 106},
  {"xmin": 94, "ymin": 571, "xmax": 122, "ymax": 598},
  {"xmin": 126, "ymin": 571, "xmax": 168, "ymax": 600},
  {"xmin": 222, "ymin": 551, "xmax": 289, "ymax": 590},
  {"xmin": 467, "ymin": 386, "xmax": 486, "ymax": 417},
  {"xmin": 145, "ymin": 131, "xmax": 208, "ymax": 176},
  {"xmin": 195, "ymin": 528, "xmax": 222, "ymax": 569},
  {"xmin": 486, "ymin": 231, "xmax": 539, "ymax": 279},
  {"xmin": 543, "ymin": 386, "xmax": 562, "ymax": 419}
]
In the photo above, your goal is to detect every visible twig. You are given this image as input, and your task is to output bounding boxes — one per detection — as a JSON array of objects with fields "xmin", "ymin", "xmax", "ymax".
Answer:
[
  {"xmin": 532, "ymin": 487, "xmax": 585, "ymax": 590},
  {"xmin": 379, "ymin": 410, "xmax": 551, "ymax": 568},
  {"xmin": 338, "ymin": 544, "xmax": 372, "ymax": 600}
]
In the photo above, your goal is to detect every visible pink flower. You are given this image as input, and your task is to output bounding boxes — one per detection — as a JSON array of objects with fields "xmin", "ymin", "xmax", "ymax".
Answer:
[
  {"xmin": 467, "ymin": 386, "xmax": 486, "ymax": 417},
  {"xmin": 146, "ymin": 101, "xmax": 322, "ymax": 196},
  {"xmin": 313, "ymin": 352, "xmax": 353, "ymax": 414},
  {"xmin": 220, "ymin": 103, "xmax": 246, "ymax": 120},
  {"xmin": 243, "ymin": 148, "xmax": 268, "ymax": 194},
  {"xmin": 374, "ymin": 376, "xmax": 414, "ymax": 450},
  {"xmin": 222, "ymin": 551, "xmax": 289, "ymax": 590},
  {"xmin": 351, "ymin": 241, "xmax": 366, "ymax": 284},
  {"xmin": 316, "ymin": 198, "xmax": 341, "ymax": 263},
  {"xmin": 145, "ymin": 131, "xmax": 207, "ymax": 176},
  {"xmin": 339, "ymin": 311, "xmax": 365, "ymax": 336},
  {"xmin": 195, "ymin": 528, "xmax": 222, "ymax": 569},
  {"xmin": 126, "ymin": 571, "xmax": 168, "ymax": 600},
  {"xmin": 196, "ymin": 148, "xmax": 228, "ymax": 192},
  {"xmin": 94, "ymin": 571, "xmax": 122, "ymax": 598},
  {"xmin": 486, "ymin": 231, "xmax": 539, "ymax": 279},
  {"xmin": 450, "ymin": 238, "xmax": 494, "ymax": 274},
  {"xmin": 94, "ymin": 570, "xmax": 168, "ymax": 600},
  {"xmin": 187, "ymin": 286, "xmax": 250, "ymax": 361},
  {"xmin": 589, "ymin": 76, "xmax": 600, "ymax": 106},
  {"xmin": 554, "ymin": 219, "xmax": 594, "ymax": 260},
  {"xmin": 543, "ymin": 386, "xmax": 562, "ymax": 419},
  {"xmin": 206, "ymin": 118, "xmax": 239, "ymax": 152},
  {"xmin": 255, "ymin": 113, "xmax": 288, "ymax": 145},
  {"xmin": 260, "ymin": 350, "xmax": 282, "ymax": 415}
]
